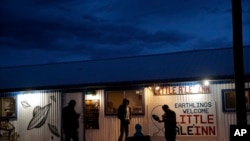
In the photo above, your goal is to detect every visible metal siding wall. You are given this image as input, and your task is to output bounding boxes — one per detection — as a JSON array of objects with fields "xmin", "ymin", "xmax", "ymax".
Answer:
[
  {"xmin": 13, "ymin": 90, "xmax": 61, "ymax": 141},
  {"xmin": 152, "ymin": 82, "xmax": 250, "ymax": 141},
  {"xmin": 211, "ymin": 82, "xmax": 250, "ymax": 141},
  {"xmin": 85, "ymin": 90, "xmax": 148, "ymax": 141},
  {"xmin": 2, "ymin": 82, "xmax": 249, "ymax": 141},
  {"xmin": 147, "ymin": 87, "xmax": 201, "ymax": 141},
  {"xmin": 84, "ymin": 83, "xmax": 246, "ymax": 141},
  {"xmin": 211, "ymin": 83, "xmax": 236, "ymax": 141},
  {"xmin": 144, "ymin": 82, "xmax": 243, "ymax": 141},
  {"xmin": 84, "ymin": 83, "xmax": 232, "ymax": 141},
  {"xmin": 85, "ymin": 90, "xmax": 120, "ymax": 141}
]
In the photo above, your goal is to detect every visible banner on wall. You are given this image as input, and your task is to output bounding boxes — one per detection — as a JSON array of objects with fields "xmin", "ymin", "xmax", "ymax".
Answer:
[{"xmin": 149, "ymin": 100, "xmax": 217, "ymax": 136}]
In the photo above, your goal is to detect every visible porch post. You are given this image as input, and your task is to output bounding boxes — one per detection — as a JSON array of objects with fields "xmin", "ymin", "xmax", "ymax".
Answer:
[{"xmin": 231, "ymin": 0, "xmax": 247, "ymax": 125}]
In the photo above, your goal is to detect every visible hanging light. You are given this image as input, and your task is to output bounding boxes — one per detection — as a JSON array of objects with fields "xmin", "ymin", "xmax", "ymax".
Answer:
[{"xmin": 203, "ymin": 80, "xmax": 210, "ymax": 86}]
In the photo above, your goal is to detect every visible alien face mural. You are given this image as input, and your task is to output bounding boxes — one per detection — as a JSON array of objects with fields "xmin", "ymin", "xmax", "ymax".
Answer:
[{"xmin": 150, "ymin": 105, "xmax": 165, "ymax": 136}]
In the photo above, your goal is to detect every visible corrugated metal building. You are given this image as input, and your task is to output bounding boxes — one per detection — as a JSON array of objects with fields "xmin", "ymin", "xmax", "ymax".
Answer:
[{"xmin": 0, "ymin": 46, "xmax": 250, "ymax": 141}]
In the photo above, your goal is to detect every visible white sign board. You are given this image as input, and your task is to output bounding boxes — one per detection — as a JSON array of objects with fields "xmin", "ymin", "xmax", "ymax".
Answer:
[{"xmin": 149, "ymin": 100, "xmax": 217, "ymax": 136}]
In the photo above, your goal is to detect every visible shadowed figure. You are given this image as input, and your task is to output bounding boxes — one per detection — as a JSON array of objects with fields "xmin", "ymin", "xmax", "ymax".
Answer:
[
  {"xmin": 117, "ymin": 98, "xmax": 131, "ymax": 141},
  {"xmin": 127, "ymin": 124, "xmax": 151, "ymax": 141},
  {"xmin": 134, "ymin": 124, "xmax": 144, "ymax": 136},
  {"xmin": 157, "ymin": 104, "xmax": 176, "ymax": 141},
  {"xmin": 62, "ymin": 100, "xmax": 80, "ymax": 141}
]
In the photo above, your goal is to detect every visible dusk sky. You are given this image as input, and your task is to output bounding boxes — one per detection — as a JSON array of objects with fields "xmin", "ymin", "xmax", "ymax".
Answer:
[{"xmin": 1, "ymin": 0, "xmax": 250, "ymax": 67}]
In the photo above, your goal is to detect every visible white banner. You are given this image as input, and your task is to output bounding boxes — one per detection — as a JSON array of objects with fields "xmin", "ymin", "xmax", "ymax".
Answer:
[{"xmin": 149, "ymin": 100, "xmax": 217, "ymax": 136}]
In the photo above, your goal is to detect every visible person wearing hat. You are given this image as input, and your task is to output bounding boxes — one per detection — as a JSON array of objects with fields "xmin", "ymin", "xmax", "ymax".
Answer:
[
  {"xmin": 62, "ymin": 100, "xmax": 80, "ymax": 141},
  {"xmin": 157, "ymin": 104, "xmax": 176, "ymax": 141}
]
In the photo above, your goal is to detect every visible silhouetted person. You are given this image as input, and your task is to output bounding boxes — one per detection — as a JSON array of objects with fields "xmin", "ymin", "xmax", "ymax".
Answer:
[
  {"xmin": 157, "ymin": 104, "xmax": 176, "ymax": 141},
  {"xmin": 62, "ymin": 100, "xmax": 80, "ymax": 141},
  {"xmin": 117, "ymin": 98, "xmax": 131, "ymax": 141},
  {"xmin": 133, "ymin": 124, "xmax": 144, "ymax": 136}
]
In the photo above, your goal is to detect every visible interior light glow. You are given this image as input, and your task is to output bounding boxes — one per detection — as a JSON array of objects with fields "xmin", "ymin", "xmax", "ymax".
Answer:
[
  {"xmin": 204, "ymin": 80, "xmax": 209, "ymax": 86},
  {"xmin": 155, "ymin": 86, "xmax": 160, "ymax": 90},
  {"xmin": 85, "ymin": 94, "xmax": 99, "ymax": 100}
]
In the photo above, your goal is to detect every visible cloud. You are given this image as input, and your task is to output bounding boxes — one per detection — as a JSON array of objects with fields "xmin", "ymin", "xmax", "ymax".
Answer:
[
  {"xmin": 0, "ymin": 0, "xmax": 249, "ymax": 67},
  {"xmin": 1, "ymin": 4, "xmax": 191, "ymax": 50}
]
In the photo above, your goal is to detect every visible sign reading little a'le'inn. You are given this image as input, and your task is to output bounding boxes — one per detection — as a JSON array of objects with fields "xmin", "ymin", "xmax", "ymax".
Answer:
[{"xmin": 154, "ymin": 84, "xmax": 210, "ymax": 95}]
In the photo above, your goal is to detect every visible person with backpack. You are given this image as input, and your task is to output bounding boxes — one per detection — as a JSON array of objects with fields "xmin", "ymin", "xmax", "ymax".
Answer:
[{"xmin": 117, "ymin": 98, "xmax": 131, "ymax": 141}]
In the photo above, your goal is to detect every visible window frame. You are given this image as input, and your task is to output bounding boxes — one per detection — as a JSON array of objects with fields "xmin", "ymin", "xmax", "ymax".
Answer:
[
  {"xmin": 221, "ymin": 89, "xmax": 250, "ymax": 112},
  {"xmin": 104, "ymin": 87, "xmax": 145, "ymax": 116},
  {"xmin": 0, "ymin": 96, "xmax": 17, "ymax": 119}
]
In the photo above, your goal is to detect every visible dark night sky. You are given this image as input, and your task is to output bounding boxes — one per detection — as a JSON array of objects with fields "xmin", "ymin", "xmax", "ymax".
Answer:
[{"xmin": 0, "ymin": 0, "xmax": 249, "ymax": 67}]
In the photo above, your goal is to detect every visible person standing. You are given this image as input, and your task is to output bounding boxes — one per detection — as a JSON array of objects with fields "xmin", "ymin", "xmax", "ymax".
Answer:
[
  {"xmin": 117, "ymin": 98, "xmax": 131, "ymax": 141},
  {"xmin": 157, "ymin": 104, "xmax": 176, "ymax": 141},
  {"xmin": 62, "ymin": 100, "xmax": 80, "ymax": 141}
]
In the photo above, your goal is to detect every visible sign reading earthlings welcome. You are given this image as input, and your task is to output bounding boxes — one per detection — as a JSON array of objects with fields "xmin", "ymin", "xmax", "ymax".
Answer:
[
  {"xmin": 149, "ymin": 100, "xmax": 217, "ymax": 136},
  {"xmin": 175, "ymin": 101, "xmax": 217, "ymax": 136}
]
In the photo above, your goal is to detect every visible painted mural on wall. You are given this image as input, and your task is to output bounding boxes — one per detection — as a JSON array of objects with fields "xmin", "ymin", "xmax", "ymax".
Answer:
[
  {"xmin": 27, "ymin": 103, "xmax": 51, "ymax": 130},
  {"xmin": 20, "ymin": 94, "xmax": 60, "ymax": 139},
  {"xmin": 149, "ymin": 100, "xmax": 217, "ymax": 136}
]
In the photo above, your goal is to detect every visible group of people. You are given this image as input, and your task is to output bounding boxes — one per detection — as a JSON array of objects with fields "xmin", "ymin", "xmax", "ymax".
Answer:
[
  {"xmin": 62, "ymin": 98, "xmax": 177, "ymax": 141},
  {"xmin": 117, "ymin": 98, "xmax": 177, "ymax": 141}
]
